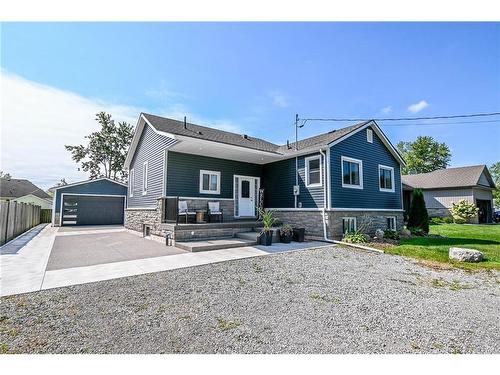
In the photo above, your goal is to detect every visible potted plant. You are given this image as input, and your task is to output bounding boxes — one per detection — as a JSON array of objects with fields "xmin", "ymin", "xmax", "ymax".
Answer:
[
  {"xmin": 258, "ymin": 208, "xmax": 277, "ymax": 246},
  {"xmin": 279, "ymin": 224, "xmax": 293, "ymax": 243}
]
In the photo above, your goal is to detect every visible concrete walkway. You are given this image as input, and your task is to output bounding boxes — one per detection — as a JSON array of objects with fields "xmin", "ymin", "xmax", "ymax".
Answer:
[
  {"xmin": 1, "ymin": 225, "xmax": 331, "ymax": 297},
  {"xmin": 0, "ymin": 225, "xmax": 57, "ymax": 296}
]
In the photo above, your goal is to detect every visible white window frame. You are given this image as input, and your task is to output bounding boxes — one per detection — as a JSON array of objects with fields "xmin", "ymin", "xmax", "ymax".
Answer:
[
  {"xmin": 142, "ymin": 161, "xmax": 148, "ymax": 195},
  {"xmin": 386, "ymin": 216, "xmax": 396, "ymax": 231},
  {"xmin": 378, "ymin": 164, "xmax": 395, "ymax": 192},
  {"xmin": 129, "ymin": 168, "xmax": 134, "ymax": 197},
  {"xmin": 199, "ymin": 170, "xmax": 221, "ymax": 195},
  {"xmin": 342, "ymin": 217, "xmax": 357, "ymax": 234},
  {"xmin": 305, "ymin": 155, "xmax": 323, "ymax": 187},
  {"xmin": 341, "ymin": 156, "xmax": 363, "ymax": 189},
  {"xmin": 367, "ymin": 128, "xmax": 373, "ymax": 143}
]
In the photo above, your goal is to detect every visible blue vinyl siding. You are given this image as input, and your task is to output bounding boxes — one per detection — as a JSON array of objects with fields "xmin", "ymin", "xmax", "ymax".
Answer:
[
  {"xmin": 262, "ymin": 153, "xmax": 324, "ymax": 208},
  {"xmin": 128, "ymin": 125, "xmax": 176, "ymax": 208},
  {"xmin": 330, "ymin": 126, "xmax": 402, "ymax": 209},
  {"xmin": 166, "ymin": 151, "xmax": 262, "ymax": 199},
  {"xmin": 262, "ymin": 158, "xmax": 296, "ymax": 208},
  {"xmin": 54, "ymin": 179, "xmax": 127, "ymax": 214}
]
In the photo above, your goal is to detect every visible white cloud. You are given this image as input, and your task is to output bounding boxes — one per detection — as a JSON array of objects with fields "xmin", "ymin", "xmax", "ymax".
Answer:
[
  {"xmin": 407, "ymin": 100, "xmax": 429, "ymax": 113},
  {"xmin": 0, "ymin": 71, "xmax": 246, "ymax": 190},
  {"xmin": 381, "ymin": 105, "xmax": 392, "ymax": 114},
  {"xmin": 268, "ymin": 90, "xmax": 290, "ymax": 108}
]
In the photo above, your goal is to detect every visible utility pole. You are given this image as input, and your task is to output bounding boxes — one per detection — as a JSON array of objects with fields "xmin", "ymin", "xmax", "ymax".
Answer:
[
  {"xmin": 294, "ymin": 114, "xmax": 299, "ymax": 208},
  {"xmin": 295, "ymin": 113, "xmax": 299, "ymax": 151}
]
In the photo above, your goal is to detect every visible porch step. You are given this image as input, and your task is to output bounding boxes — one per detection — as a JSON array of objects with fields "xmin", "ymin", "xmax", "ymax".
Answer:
[
  {"xmin": 236, "ymin": 228, "xmax": 280, "ymax": 242},
  {"xmin": 175, "ymin": 238, "xmax": 258, "ymax": 252}
]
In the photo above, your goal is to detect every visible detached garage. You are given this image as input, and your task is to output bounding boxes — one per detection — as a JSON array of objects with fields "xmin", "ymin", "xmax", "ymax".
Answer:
[{"xmin": 52, "ymin": 178, "xmax": 127, "ymax": 226}]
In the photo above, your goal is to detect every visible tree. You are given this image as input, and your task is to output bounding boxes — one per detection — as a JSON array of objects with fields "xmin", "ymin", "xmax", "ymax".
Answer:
[
  {"xmin": 490, "ymin": 162, "xmax": 500, "ymax": 208},
  {"xmin": 46, "ymin": 178, "xmax": 68, "ymax": 197},
  {"xmin": 407, "ymin": 188, "xmax": 429, "ymax": 234},
  {"xmin": 65, "ymin": 112, "xmax": 133, "ymax": 181},
  {"xmin": 397, "ymin": 136, "xmax": 451, "ymax": 175},
  {"xmin": 0, "ymin": 171, "xmax": 11, "ymax": 179}
]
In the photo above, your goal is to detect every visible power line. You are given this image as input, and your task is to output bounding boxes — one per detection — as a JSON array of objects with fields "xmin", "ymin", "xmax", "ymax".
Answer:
[
  {"xmin": 380, "ymin": 119, "xmax": 500, "ymax": 127},
  {"xmin": 300, "ymin": 111, "xmax": 500, "ymax": 122}
]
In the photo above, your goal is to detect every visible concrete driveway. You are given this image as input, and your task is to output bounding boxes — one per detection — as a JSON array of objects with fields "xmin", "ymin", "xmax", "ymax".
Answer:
[{"xmin": 46, "ymin": 228, "xmax": 184, "ymax": 271}]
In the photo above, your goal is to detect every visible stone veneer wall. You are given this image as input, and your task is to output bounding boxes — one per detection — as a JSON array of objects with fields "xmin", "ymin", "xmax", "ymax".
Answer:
[{"xmin": 272, "ymin": 209, "xmax": 404, "ymax": 240}]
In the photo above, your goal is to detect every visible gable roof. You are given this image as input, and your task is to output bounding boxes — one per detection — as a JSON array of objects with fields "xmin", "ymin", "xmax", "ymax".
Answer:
[
  {"xmin": 402, "ymin": 165, "xmax": 496, "ymax": 190},
  {"xmin": 0, "ymin": 178, "xmax": 51, "ymax": 199},
  {"xmin": 125, "ymin": 113, "xmax": 405, "ymax": 168},
  {"xmin": 51, "ymin": 177, "xmax": 127, "ymax": 191}
]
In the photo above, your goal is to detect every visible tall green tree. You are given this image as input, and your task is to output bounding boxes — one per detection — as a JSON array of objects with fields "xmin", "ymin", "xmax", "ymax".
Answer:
[
  {"xmin": 66, "ymin": 112, "xmax": 133, "ymax": 181},
  {"xmin": 407, "ymin": 188, "xmax": 429, "ymax": 234},
  {"xmin": 397, "ymin": 136, "xmax": 451, "ymax": 175},
  {"xmin": 490, "ymin": 162, "xmax": 500, "ymax": 208}
]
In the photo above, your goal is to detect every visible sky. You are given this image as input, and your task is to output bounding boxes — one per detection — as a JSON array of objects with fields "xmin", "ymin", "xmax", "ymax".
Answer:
[{"xmin": 1, "ymin": 22, "xmax": 499, "ymax": 189}]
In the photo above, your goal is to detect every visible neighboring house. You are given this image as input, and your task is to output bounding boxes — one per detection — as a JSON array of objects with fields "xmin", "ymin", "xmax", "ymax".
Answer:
[
  {"xmin": 402, "ymin": 165, "xmax": 496, "ymax": 223},
  {"xmin": 123, "ymin": 113, "xmax": 405, "ymax": 240},
  {"xmin": 0, "ymin": 178, "xmax": 52, "ymax": 209},
  {"xmin": 51, "ymin": 178, "xmax": 127, "ymax": 226}
]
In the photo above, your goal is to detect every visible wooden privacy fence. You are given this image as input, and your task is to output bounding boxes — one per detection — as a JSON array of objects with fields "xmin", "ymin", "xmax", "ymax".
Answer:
[
  {"xmin": 40, "ymin": 209, "xmax": 52, "ymax": 223},
  {"xmin": 0, "ymin": 201, "xmax": 41, "ymax": 246}
]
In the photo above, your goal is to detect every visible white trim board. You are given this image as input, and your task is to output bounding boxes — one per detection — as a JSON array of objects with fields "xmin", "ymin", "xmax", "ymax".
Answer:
[
  {"xmin": 378, "ymin": 164, "xmax": 395, "ymax": 193},
  {"xmin": 329, "ymin": 208, "xmax": 405, "ymax": 212},
  {"xmin": 53, "ymin": 177, "xmax": 127, "ymax": 191},
  {"xmin": 341, "ymin": 155, "xmax": 363, "ymax": 190},
  {"xmin": 305, "ymin": 154, "xmax": 323, "ymax": 188}
]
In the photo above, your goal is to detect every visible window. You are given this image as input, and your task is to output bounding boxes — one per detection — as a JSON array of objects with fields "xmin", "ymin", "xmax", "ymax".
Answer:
[
  {"xmin": 129, "ymin": 169, "xmax": 134, "ymax": 197},
  {"xmin": 199, "ymin": 170, "xmax": 221, "ymax": 194},
  {"xmin": 241, "ymin": 180, "xmax": 250, "ymax": 198},
  {"xmin": 342, "ymin": 217, "xmax": 357, "ymax": 234},
  {"xmin": 142, "ymin": 162, "xmax": 148, "ymax": 195},
  {"xmin": 367, "ymin": 128, "xmax": 373, "ymax": 143},
  {"xmin": 341, "ymin": 156, "xmax": 363, "ymax": 189},
  {"xmin": 305, "ymin": 155, "xmax": 322, "ymax": 187},
  {"xmin": 379, "ymin": 165, "xmax": 395, "ymax": 192},
  {"xmin": 386, "ymin": 216, "xmax": 396, "ymax": 231}
]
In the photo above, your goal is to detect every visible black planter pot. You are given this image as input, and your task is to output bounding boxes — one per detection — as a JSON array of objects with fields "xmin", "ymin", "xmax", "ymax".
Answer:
[
  {"xmin": 259, "ymin": 230, "xmax": 274, "ymax": 246},
  {"xmin": 292, "ymin": 228, "xmax": 305, "ymax": 242},
  {"xmin": 279, "ymin": 231, "xmax": 292, "ymax": 243}
]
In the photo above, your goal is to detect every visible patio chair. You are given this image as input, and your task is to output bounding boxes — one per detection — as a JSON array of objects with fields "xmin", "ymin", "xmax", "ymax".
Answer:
[
  {"xmin": 207, "ymin": 201, "xmax": 223, "ymax": 223},
  {"xmin": 178, "ymin": 200, "xmax": 196, "ymax": 224}
]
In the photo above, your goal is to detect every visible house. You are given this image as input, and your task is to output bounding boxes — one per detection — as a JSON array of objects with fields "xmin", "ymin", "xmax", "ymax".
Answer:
[
  {"xmin": 0, "ymin": 178, "xmax": 52, "ymax": 209},
  {"xmin": 402, "ymin": 165, "xmax": 496, "ymax": 223},
  {"xmin": 123, "ymin": 113, "xmax": 405, "ymax": 242},
  {"xmin": 51, "ymin": 178, "xmax": 127, "ymax": 226}
]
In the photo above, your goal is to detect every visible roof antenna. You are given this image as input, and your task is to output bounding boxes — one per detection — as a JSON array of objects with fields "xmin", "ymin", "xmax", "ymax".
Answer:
[{"xmin": 184, "ymin": 116, "xmax": 187, "ymax": 129}]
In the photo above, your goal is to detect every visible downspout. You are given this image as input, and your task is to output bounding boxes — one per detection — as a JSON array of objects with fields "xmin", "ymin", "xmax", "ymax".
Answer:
[
  {"xmin": 319, "ymin": 149, "xmax": 384, "ymax": 253},
  {"xmin": 319, "ymin": 148, "xmax": 334, "ymax": 243}
]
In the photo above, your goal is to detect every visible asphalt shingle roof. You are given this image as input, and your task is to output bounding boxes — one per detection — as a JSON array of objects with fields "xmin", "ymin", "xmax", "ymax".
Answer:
[
  {"xmin": 0, "ymin": 178, "xmax": 52, "ymax": 200},
  {"xmin": 401, "ymin": 165, "xmax": 495, "ymax": 189},
  {"xmin": 143, "ymin": 113, "xmax": 370, "ymax": 156}
]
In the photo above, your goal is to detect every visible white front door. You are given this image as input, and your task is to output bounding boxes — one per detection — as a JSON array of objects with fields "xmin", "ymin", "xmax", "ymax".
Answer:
[{"xmin": 238, "ymin": 177, "xmax": 256, "ymax": 217}]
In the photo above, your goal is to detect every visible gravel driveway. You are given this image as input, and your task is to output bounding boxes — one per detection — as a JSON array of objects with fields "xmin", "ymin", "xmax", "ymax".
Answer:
[{"xmin": 1, "ymin": 245, "xmax": 499, "ymax": 354}]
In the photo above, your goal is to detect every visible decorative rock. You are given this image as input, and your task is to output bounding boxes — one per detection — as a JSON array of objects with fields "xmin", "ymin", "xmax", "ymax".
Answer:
[
  {"xmin": 449, "ymin": 247, "xmax": 484, "ymax": 263},
  {"xmin": 400, "ymin": 228, "xmax": 412, "ymax": 238},
  {"xmin": 374, "ymin": 229, "xmax": 385, "ymax": 239}
]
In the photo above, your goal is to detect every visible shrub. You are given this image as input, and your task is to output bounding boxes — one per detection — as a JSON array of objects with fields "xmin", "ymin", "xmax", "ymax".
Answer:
[
  {"xmin": 279, "ymin": 224, "xmax": 293, "ymax": 236},
  {"xmin": 383, "ymin": 229, "xmax": 400, "ymax": 240},
  {"xmin": 429, "ymin": 217, "xmax": 443, "ymax": 225},
  {"xmin": 442, "ymin": 216, "xmax": 454, "ymax": 224},
  {"xmin": 407, "ymin": 188, "xmax": 429, "ymax": 234},
  {"xmin": 343, "ymin": 230, "xmax": 369, "ymax": 244},
  {"xmin": 451, "ymin": 199, "xmax": 478, "ymax": 224},
  {"xmin": 409, "ymin": 227, "xmax": 426, "ymax": 236}
]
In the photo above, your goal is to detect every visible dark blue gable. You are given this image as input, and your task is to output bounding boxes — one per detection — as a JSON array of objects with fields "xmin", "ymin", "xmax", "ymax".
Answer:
[
  {"xmin": 329, "ymin": 126, "xmax": 402, "ymax": 209},
  {"xmin": 54, "ymin": 179, "xmax": 127, "ymax": 214}
]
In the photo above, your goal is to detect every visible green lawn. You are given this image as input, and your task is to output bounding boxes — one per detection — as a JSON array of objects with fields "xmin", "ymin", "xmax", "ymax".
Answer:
[{"xmin": 384, "ymin": 224, "xmax": 500, "ymax": 270}]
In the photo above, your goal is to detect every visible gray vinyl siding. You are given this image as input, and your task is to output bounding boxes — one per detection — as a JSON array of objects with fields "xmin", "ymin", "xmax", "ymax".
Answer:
[
  {"xmin": 422, "ymin": 188, "xmax": 473, "ymax": 208},
  {"xmin": 262, "ymin": 153, "xmax": 324, "ymax": 208},
  {"xmin": 330, "ymin": 126, "xmax": 402, "ymax": 209},
  {"xmin": 128, "ymin": 125, "xmax": 176, "ymax": 208},
  {"xmin": 166, "ymin": 151, "xmax": 262, "ymax": 199}
]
